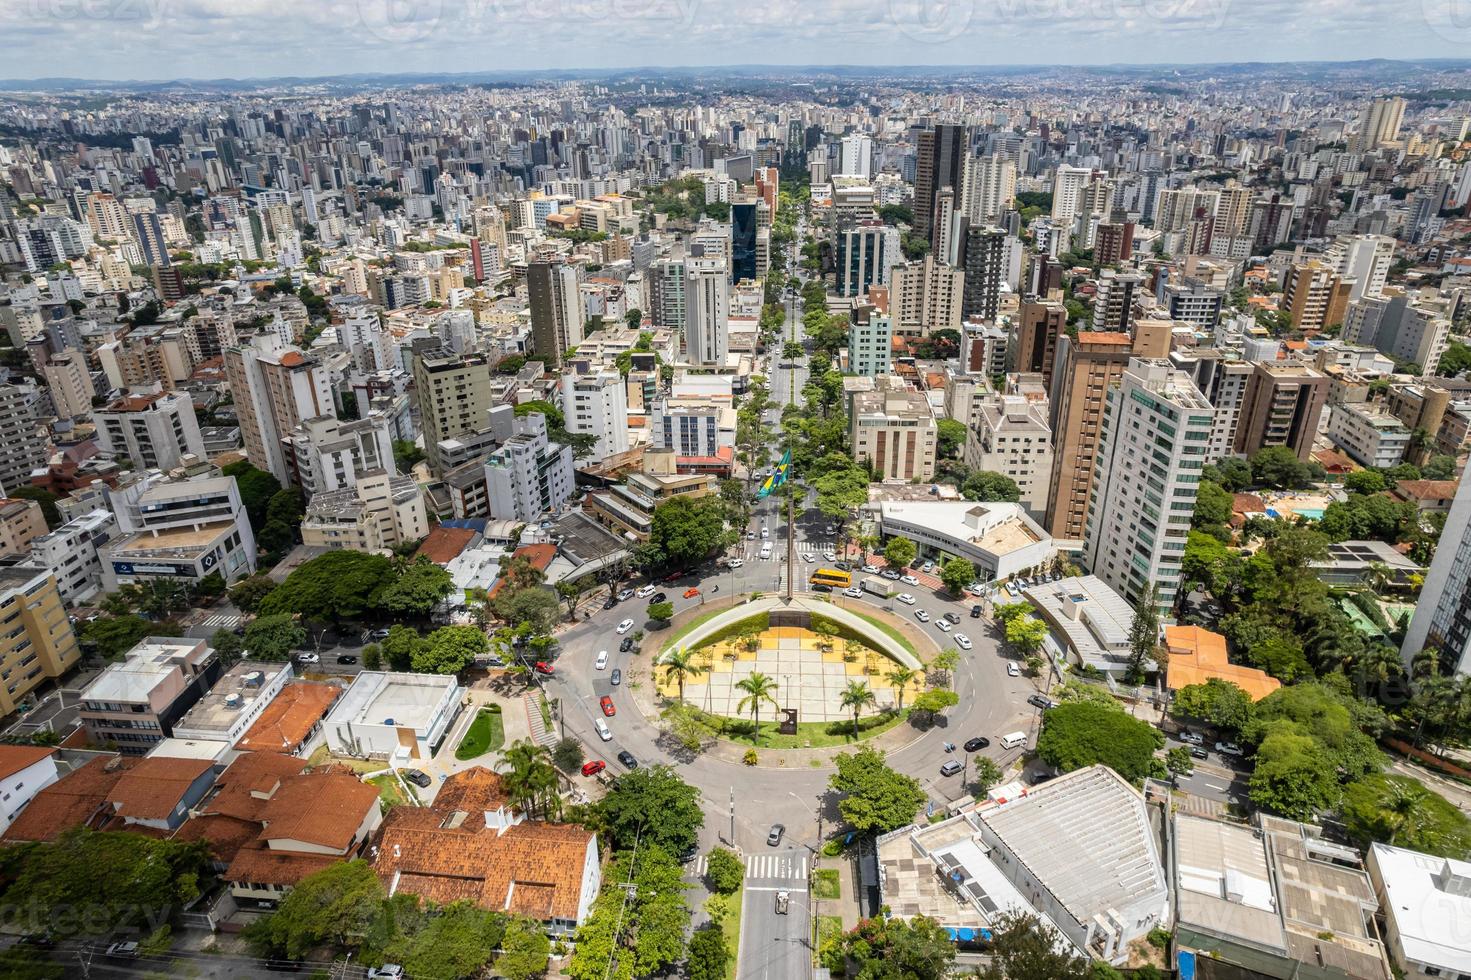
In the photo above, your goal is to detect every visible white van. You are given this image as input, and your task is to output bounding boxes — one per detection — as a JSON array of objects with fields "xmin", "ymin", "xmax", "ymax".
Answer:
[
  {"xmin": 759, "ymin": 543, "xmax": 773, "ymax": 560},
  {"xmin": 999, "ymin": 731, "xmax": 1027, "ymax": 750},
  {"xmin": 595, "ymin": 718, "xmax": 613, "ymax": 741}
]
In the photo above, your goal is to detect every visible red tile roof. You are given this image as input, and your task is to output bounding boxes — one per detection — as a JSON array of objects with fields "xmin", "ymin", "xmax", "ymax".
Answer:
[
  {"xmin": 256, "ymin": 773, "xmax": 377, "ymax": 851},
  {"xmin": 171, "ymin": 813, "xmax": 259, "ymax": 866},
  {"xmin": 236, "ymin": 682, "xmax": 338, "ymax": 755},
  {"xmin": 225, "ymin": 847, "xmax": 339, "ymax": 888},
  {"xmin": 200, "ymin": 752, "xmax": 308, "ymax": 822},
  {"xmin": 105, "ymin": 756, "xmax": 214, "ymax": 821},
  {"xmin": 3, "ymin": 755, "xmax": 138, "ymax": 842},
  {"xmin": 0, "ymin": 745, "xmax": 54, "ymax": 782},
  {"xmin": 414, "ymin": 526, "xmax": 479, "ymax": 565}
]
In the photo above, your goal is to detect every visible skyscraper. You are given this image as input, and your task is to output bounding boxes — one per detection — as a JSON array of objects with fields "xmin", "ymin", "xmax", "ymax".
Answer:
[
  {"xmin": 527, "ymin": 260, "xmax": 583, "ymax": 368},
  {"xmin": 730, "ymin": 200, "xmax": 758, "ymax": 284},
  {"xmin": 961, "ymin": 155, "xmax": 1016, "ymax": 225},
  {"xmin": 913, "ymin": 124, "xmax": 968, "ymax": 247},
  {"xmin": 1232, "ymin": 363, "xmax": 1330, "ymax": 461},
  {"xmin": 959, "ymin": 224, "xmax": 1006, "ymax": 320},
  {"xmin": 0, "ymin": 384, "xmax": 48, "ymax": 497},
  {"xmin": 1401, "ymin": 473, "xmax": 1471, "ymax": 675},
  {"xmin": 1014, "ymin": 299, "xmax": 1067, "ymax": 385},
  {"xmin": 684, "ymin": 257, "xmax": 729, "ymax": 367},
  {"xmin": 835, "ymin": 220, "xmax": 888, "ymax": 298},
  {"xmin": 1350, "ymin": 97, "xmax": 1406, "ymax": 153},
  {"xmin": 411, "ymin": 348, "xmax": 494, "ymax": 477},
  {"xmin": 223, "ymin": 334, "xmax": 332, "ymax": 484}
]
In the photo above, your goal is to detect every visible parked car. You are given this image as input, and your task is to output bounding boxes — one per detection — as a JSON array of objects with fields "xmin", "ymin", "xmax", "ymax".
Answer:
[
  {"xmin": 896, "ymin": 593, "xmax": 916, "ymax": 605},
  {"xmin": 1190, "ymin": 746, "xmax": 1209, "ymax": 760},
  {"xmin": 1215, "ymin": 741, "xmax": 1243, "ymax": 756},
  {"xmin": 611, "ymin": 669, "xmax": 622, "ymax": 686},
  {"xmin": 335, "ymin": 655, "xmax": 358, "ymax": 665},
  {"xmin": 940, "ymin": 760, "xmax": 963, "ymax": 777},
  {"xmin": 880, "ymin": 569, "xmax": 901, "ymax": 580},
  {"xmin": 600, "ymin": 696, "xmax": 616, "ymax": 717},
  {"xmin": 729, "ymin": 558, "xmax": 744, "ymax": 568},
  {"xmin": 534, "ymin": 661, "xmax": 554, "ymax": 674},
  {"xmin": 616, "ymin": 589, "xmax": 634, "ymax": 602},
  {"xmin": 649, "ymin": 592, "xmax": 667, "ymax": 604},
  {"xmin": 914, "ymin": 609, "xmax": 930, "ymax": 622},
  {"xmin": 581, "ymin": 760, "xmax": 606, "ymax": 777},
  {"xmin": 1179, "ymin": 731, "xmax": 1204, "ymax": 746},
  {"xmin": 970, "ymin": 604, "xmax": 983, "ymax": 618},
  {"xmin": 1005, "ymin": 582, "xmax": 1019, "ymax": 596},
  {"xmin": 967, "ymin": 583, "xmax": 987, "ymax": 596},
  {"xmin": 843, "ymin": 586, "xmax": 864, "ymax": 598},
  {"xmin": 861, "ymin": 564, "xmax": 879, "ymax": 573},
  {"xmin": 619, "ymin": 637, "xmax": 635, "ymax": 653},
  {"xmin": 636, "ymin": 585, "xmax": 656, "ymax": 598},
  {"xmin": 617, "ymin": 750, "xmax": 638, "ymax": 769},
  {"xmin": 403, "ymin": 769, "xmax": 431, "ymax": 788},
  {"xmin": 920, "ymin": 561, "xmax": 935, "ymax": 573},
  {"xmin": 595, "ymin": 650, "xmax": 609, "ymax": 670},
  {"xmin": 368, "ymin": 967, "xmax": 405, "ymax": 980},
  {"xmin": 1027, "ymin": 694, "xmax": 1055, "ymax": 710},
  {"xmin": 683, "ymin": 587, "xmax": 701, "ymax": 598},
  {"xmin": 936, "ymin": 619, "xmax": 952, "ymax": 632},
  {"xmin": 297, "ymin": 652, "xmax": 320, "ymax": 664},
  {"xmin": 954, "ymin": 634, "xmax": 972, "ymax": 650},
  {"xmin": 603, "ymin": 595, "xmax": 619, "ymax": 610},
  {"xmin": 1007, "ymin": 663, "xmax": 1021, "ymax": 676},
  {"xmin": 616, "ymin": 619, "xmax": 635, "ymax": 634},
  {"xmin": 767, "ymin": 823, "xmax": 785, "ymax": 846},
  {"xmin": 105, "ymin": 942, "xmax": 140, "ymax": 958},
  {"xmin": 963, "ymin": 737, "xmax": 990, "ymax": 752},
  {"xmin": 367, "ymin": 628, "xmax": 391, "ymax": 641},
  {"xmin": 900, "ymin": 574, "xmax": 919, "ymax": 586}
]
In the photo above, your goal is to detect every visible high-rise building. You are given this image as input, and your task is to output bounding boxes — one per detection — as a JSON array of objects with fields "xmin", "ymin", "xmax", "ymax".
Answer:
[
  {"xmin": 1091, "ymin": 268, "xmax": 1147, "ymax": 332},
  {"xmin": 1233, "ymin": 363, "xmax": 1330, "ymax": 462},
  {"xmin": 1014, "ymin": 299, "xmax": 1067, "ymax": 386},
  {"xmin": 1169, "ymin": 350, "xmax": 1252, "ymax": 464},
  {"xmin": 730, "ymin": 200, "xmax": 758, "ymax": 284},
  {"xmin": 966, "ymin": 394, "xmax": 1053, "ymax": 521},
  {"xmin": 41, "ymin": 350, "xmax": 96, "ymax": 419},
  {"xmin": 1350, "ymin": 97, "xmax": 1406, "ymax": 153},
  {"xmin": 223, "ymin": 335, "xmax": 333, "ymax": 484},
  {"xmin": 839, "ymin": 133, "xmax": 873, "ymax": 178},
  {"xmin": 850, "ymin": 377, "xmax": 938, "ymax": 482},
  {"xmin": 650, "ymin": 258, "xmax": 686, "ymax": 330},
  {"xmin": 848, "ymin": 304, "xmax": 892, "ymax": 378},
  {"xmin": 1282, "ymin": 262, "xmax": 1353, "ymax": 332},
  {"xmin": 485, "ymin": 413, "xmax": 574, "ymax": 522},
  {"xmin": 1094, "ymin": 221, "xmax": 1135, "ymax": 266},
  {"xmin": 1046, "ymin": 321, "xmax": 1171, "ymax": 541},
  {"xmin": 913, "ymin": 124, "xmax": 968, "ymax": 246},
  {"xmin": 959, "ymin": 225, "xmax": 1006, "ymax": 320},
  {"xmin": 835, "ymin": 220, "xmax": 888, "ymax": 298},
  {"xmin": 0, "ymin": 384, "xmax": 48, "ymax": 497},
  {"xmin": 1050, "ymin": 165, "xmax": 1101, "ymax": 231},
  {"xmin": 1342, "ymin": 294, "xmax": 1451, "ymax": 376},
  {"xmin": 961, "ymin": 155, "xmax": 1016, "ymax": 225},
  {"xmin": 1401, "ymin": 473, "xmax": 1471, "ymax": 675},
  {"xmin": 94, "ymin": 389, "xmax": 207, "ymax": 473},
  {"xmin": 0, "ymin": 567, "xmax": 81, "ymax": 717},
  {"xmin": 1324, "ymin": 234, "xmax": 1395, "ymax": 303},
  {"xmin": 527, "ymin": 260, "xmax": 583, "ymax": 368},
  {"xmin": 131, "ymin": 212, "xmax": 169, "ymax": 268},
  {"xmin": 684, "ymin": 257, "xmax": 729, "ymax": 367},
  {"xmin": 283, "ymin": 414, "xmax": 397, "ymax": 496},
  {"xmin": 1160, "ymin": 277, "xmax": 1225, "ymax": 329},
  {"xmin": 561, "ymin": 369, "xmax": 629, "ymax": 463},
  {"xmin": 1084, "ymin": 359, "xmax": 1213, "ymax": 612},
  {"xmin": 891, "ymin": 255, "xmax": 964, "ymax": 337},
  {"xmin": 411, "ymin": 348, "xmax": 494, "ymax": 476}
]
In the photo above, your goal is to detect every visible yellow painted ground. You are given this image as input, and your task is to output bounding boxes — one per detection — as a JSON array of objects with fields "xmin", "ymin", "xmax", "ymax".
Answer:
[{"xmin": 656, "ymin": 625, "xmax": 927, "ymax": 701}]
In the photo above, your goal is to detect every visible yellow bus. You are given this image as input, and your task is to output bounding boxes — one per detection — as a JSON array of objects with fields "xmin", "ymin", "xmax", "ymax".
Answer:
[{"xmin": 810, "ymin": 568, "xmax": 852, "ymax": 589}]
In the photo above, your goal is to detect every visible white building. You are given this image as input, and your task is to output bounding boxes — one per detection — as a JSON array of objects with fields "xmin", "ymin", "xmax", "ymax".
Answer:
[
  {"xmin": 1342, "ymin": 294, "xmax": 1451, "ymax": 376},
  {"xmin": 170, "ymin": 660, "xmax": 293, "ymax": 744},
  {"xmin": 283, "ymin": 413, "xmax": 397, "ymax": 497},
  {"xmin": 0, "ymin": 746, "xmax": 59, "ymax": 836},
  {"xmin": 684, "ymin": 257, "xmax": 729, "ymax": 366},
  {"xmin": 847, "ymin": 305, "xmax": 892, "ymax": 378},
  {"xmin": 1326, "ymin": 403, "xmax": 1412, "ymax": 469},
  {"xmin": 324, "ymin": 671, "xmax": 464, "ymax": 761},
  {"xmin": 300, "ymin": 471, "xmax": 428, "ymax": 552},
  {"xmin": 224, "ymin": 333, "xmax": 334, "ymax": 484},
  {"xmin": 338, "ymin": 308, "xmax": 394, "ymax": 374},
  {"xmin": 1325, "ymin": 234, "xmax": 1395, "ymax": 303},
  {"xmin": 851, "ymin": 379, "xmax": 938, "ymax": 483},
  {"xmin": 962, "ymin": 155, "xmax": 1017, "ymax": 224},
  {"xmin": 94, "ymin": 388, "xmax": 207, "ymax": 473},
  {"xmin": 1368, "ymin": 843, "xmax": 1471, "ymax": 980},
  {"xmin": 651, "ymin": 396, "xmax": 736, "ymax": 459},
  {"xmin": 485, "ymin": 413, "xmax": 575, "ymax": 522},
  {"xmin": 966, "ymin": 395, "xmax": 1054, "ymax": 521},
  {"xmin": 839, "ymin": 133, "xmax": 873, "ymax": 178},
  {"xmin": 877, "ymin": 500, "xmax": 1053, "ymax": 583},
  {"xmin": 1401, "ymin": 474, "xmax": 1471, "ymax": 675},
  {"xmin": 100, "ymin": 473, "xmax": 257, "ymax": 589},
  {"xmin": 29, "ymin": 509, "xmax": 117, "ymax": 604},
  {"xmin": 1023, "ymin": 575, "xmax": 1136, "ymax": 677},
  {"xmin": 1084, "ymin": 359, "xmax": 1212, "ymax": 613},
  {"xmin": 561, "ymin": 369, "xmax": 629, "ymax": 463}
]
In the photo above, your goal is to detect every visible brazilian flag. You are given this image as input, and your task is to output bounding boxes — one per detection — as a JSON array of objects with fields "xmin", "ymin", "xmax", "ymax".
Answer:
[{"xmin": 756, "ymin": 449, "xmax": 792, "ymax": 499}]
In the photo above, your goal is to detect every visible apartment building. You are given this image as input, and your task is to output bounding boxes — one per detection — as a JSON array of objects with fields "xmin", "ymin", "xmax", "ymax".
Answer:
[
  {"xmin": 282, "ymin": 413, "xmax": 396, "ymax": 496},
  {"xmin": 851, "ymin": 378, "xmax": 938, "ymax": 482},
  {"xmin": 0, "ymin": 567, "xmax": 81, "ymax": 717},
  {"xmin": 848, "ymin": 304, "xmax": 892, "ymax": 378},
  {"xmin": 966, "ymin": 394, "xmax": 1054, "ymax": 521},
  {"xmin": 1169, "ymin": 350, "xmax": 1252, "ymax": 465},
  {"xmin": 93, "ymin": 387, "xmax": 206, "ymax": 473},
  {"xmin": 527, "ymin": 260, "xmax": 583, "ymax": 368},
  {"xmin": 300, "ymin": 471, "xmax": 428, "ymax": 551},
  {"xmin": 561, "ymin": 369, "xmax": 629, "ymax": 463},
  {"xmin": 1342, "ymin": 293, "xmax": 1451, "ymax": 375},
  {"xmin": 1282, "ymin": 262, "xmax": 1353, "ymax": 332},
  {"xmin": 1233, "ymin": 363, "xmax": 1330, "ymax": 461},
  {"xmin": 584, "ymin": 462, "xmax": 714, "ymax": 541},
  {"xmin": 1327, "ymin": 403, "xmax": 1413, "ymax": 469},
  {"xmin": 891, "ymin": 255, "xmax": 963, "ymax": 337},
  {"xmin": 485, "ymin": 413, "xmax": 574, "ymax": 522},
  {"xmin": 1013, "ymin": 299, "xmax": 1066, "ymax": 385},
  {"xmin": 651, "ymin": 396, "xmax": 736, "ymax": 459},
  {"xmin": 684, "ymin": 257, "xmax": 729, "ymax": 367},
  {"xmin": 411, "ymin": 347, "xmax": 494, "ymax": 476},
  {"xmin": 1084, "ymin": 359, "xmax": 1213, "ymax": 612},
  {"xmin": 224, "ymin": 334, "xmax": 333, "ymax": 484},
  {"xmin": 28, "ymin": 508, "xmax": 117, "ymax": 604},
  {"xmin": 0, "ymin": 499, "xmax": 47, "ymax": 558},
  {"xmin": 40, "ymin": 350, "xmax": 95, "ymax": 419},
  {"xmin": 0, "ymin": 383, "xmax": 49, "ymax": 497}
]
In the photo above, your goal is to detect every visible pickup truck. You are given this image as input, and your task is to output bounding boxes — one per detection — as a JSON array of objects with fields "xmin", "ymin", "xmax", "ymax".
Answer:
[{"xmin": 775, "ymin": 890, "xmax": 791, "ymax": 915}]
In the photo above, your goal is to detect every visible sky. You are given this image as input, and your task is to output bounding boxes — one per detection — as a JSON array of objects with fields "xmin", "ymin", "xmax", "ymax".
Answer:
[{"xmin": 3, "ymin": 0, "xmax": 1470, "ymax": 81}]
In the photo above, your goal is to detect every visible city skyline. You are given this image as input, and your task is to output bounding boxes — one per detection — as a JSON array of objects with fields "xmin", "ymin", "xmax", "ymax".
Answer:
[{"xmin": 4, "ymin": 0, "xmax": 1471, "ymax": 82}]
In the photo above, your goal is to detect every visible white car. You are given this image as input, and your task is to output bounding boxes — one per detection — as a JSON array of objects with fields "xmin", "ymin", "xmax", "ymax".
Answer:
[
  {"xmin": 900, "ymin": 574, "xmax": 919, "ymax": 586},
  {"xmin": 801, "ymin": 552, "xmax": 816, "ymax": 563},
  {"xmin": 823, "ymin": 551, "xmax": 837, "ymax": 562},
  {"xmin": 636, "ymin": 585, "xmax": 656, "ymax": 598},
  {"xmin": 728, "ymin": 558, "xmax": 744, "ymax": 568},
  {"xmin": 936, "ymin": 619, "xmax": 952, "ymax": 632},
  {"xmin": 954, "ymin": 634, "xmax": 972, "ymax": 650},
  {"xmin": 761, "ymin": 528, "xmax": 770, "ymax": 539},
  {"xmin": 1007, "ymin": 662, "xmax": 1021, "ymax": 677},
  {"xmin": 616, "ymin": 619, "xmax": 635, "ymax": 635},
  {"xmin": 861, "ymin": 564, "xmax": 879, "ymax": 573},
  {"xmin": 880, "ymin": 569, "xmax": 902, "ymax": 580},
  {"xmin": 896, "ymin": 593, "xmax": 916, "ymax": 605},
  {"xmin": 915, "ymin": 610, "xmax": 931, "ymax": 623},
  {"xmin": 297, "ymin": 652, "xmax": 320, "ymax": 664},
  {"xmin": 967, "ymin": 583, "xmax": 987, "ymax": 596},
  {"xmin": 595, "ymin": 650, "xmax": 609, "ymax": 670},
  {"xmin": 843, "ymin": 586, "xmax": 864, "ymax": 598},
  {"xmin": 920, "ymin": 561, "xmax": 934, "ymax": 573}
]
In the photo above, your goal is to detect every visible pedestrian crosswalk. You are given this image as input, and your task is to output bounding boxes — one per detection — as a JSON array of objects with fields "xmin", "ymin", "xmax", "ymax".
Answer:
[
  {"xmin": 685, "ymin": 855, "xmax": 708, "ymax": 877},
  {"xmin": 745, "ymin": 853, "xmax": 808, "ymax": 881},
  {"xmin": 200, "ymin": 613, "xmax": 244, "ymax": 630}
]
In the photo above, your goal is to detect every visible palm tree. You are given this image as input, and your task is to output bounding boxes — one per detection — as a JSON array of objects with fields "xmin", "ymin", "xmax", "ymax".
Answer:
[
  {"xmin": 661, "ymin": 647, "xmax": 707, "ymax": 703},
  {"xmin": 735, "ymin": 673, "xmax": 780, "ymax": 743},
  {"xmin": 839, "ymin": 680, "xmax": 877, "ymax": 738},
  {"xmin": 500, "ymin": 739, "xmax": 557, "ymax": 819},
  {"xmin": 885, "ymin": 666, "xmax": 917, "ymax": 712}
]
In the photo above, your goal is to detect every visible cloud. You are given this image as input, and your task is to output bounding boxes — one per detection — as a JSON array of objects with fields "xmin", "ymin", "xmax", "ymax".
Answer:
[{"xmin": 0, "ymin": 0, "xmax": 1461, "ymax": 79}]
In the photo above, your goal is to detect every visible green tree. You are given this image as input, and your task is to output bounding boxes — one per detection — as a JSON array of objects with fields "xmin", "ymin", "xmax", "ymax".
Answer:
[
  {"xmin": 640, "ymin": 494, "xmax": 734, "ymax": 572},
  {"xmin": 568, "ymin": 844, "xmax": 690, "ymax": 980},
  {"xmin": 1166, "ymin": 747, "xmax": 1194, "ymax": 780},
  {"xmin": 242, "ymin": 613, "xmax": 305, "ymax": 660},
  {"xmin": 210, "ymin": 627, "xmax": 245, "ymax": 667},
  {"xmin": 493, "ymin": 587, "xmax": 561, "ymax": 636},
  {"xmin": 593, "ymin": 764, "xmax": 704, "ymax": 854},
  {"xmin": 936, "ymin": 417, "xmax": 968, "ymax": 459},
  {"xmin": 1424, "ymin": 455, "xmax": 1458, "ymax": 480},
  {"xmin": 1125, "ymin": 585, "xmax": 1160, "ymax": 682},
  {"xmin": 381, "ymin": 624, "xmax": 423, "ymax": 671},
  {"xmin": 1244, "ymin": 681, "xmax": 1385, "ymax": 782},
  {"xmin": 647, "ymin": 600, "xmax": 674, "ymax": 624},
  {"xmin": 1005, "ymin": 614, "xmax": 1048, "ymax": 658},
  {"xmin": 820, "ymin": 914, "xmax": 955, "ymax": 980},
  {"xmin": 383, "ymin": 900, "xmax": 506, "ymax": 980},
  {"xmin": 411, "ymin": 625, "xmax": 487, "ymax": 674},
  {"xmin": 500, "ymin": 739, "xmax": 561, "ymax": 821},
  {"xmin": 228, "ymin": 574, "xmax": 278, "ymax": 613},
  {"xmin": 6, "ymin": 486, "xmax": 60, "ymax": 527},
  {"xmin": 221, "ymin": 459, "xmax": 283, "ymax": 530},
  {"xmin": 705, "ymin": 847, "xmax": 744, "ymax": 894},
  {"xmin": 830, "ymin": 746, "xmax": 926, "ymax": 834},
  {"xmin": 1343, "ymin": 469, "xmax": 1388, "ymax": 495},
  {"xmin": 392, "ymin": 439, "xmax": 425, "ymax": 471},
  {"xmin": 1192, "ymin": 480, "xmax": 1234, "ymax": 528},
  {"xmin": 245, "ymin": 860, "xmax": 385, "ymax": 958},
  {"xmin": 687, "ymin": 925, "xmax": 730, "ymax": 980},
  {"xmin": 961, "ymin": 471, "xmax": 1022, "ymax": 503},
  {"xmin": 1250, "ymin": 445, "xmax": 1313, "ymax": 490},
  {"xmin": 258, "ymin": 551, "xmax": 397, "ymax": 623},
  {"xmin": 82, "ymin": 614, "xmax": 178, "ymax": 659},
  {"xmin": 1036, "ymin": 702, "xmax": 1165, "ymax": 783},
  {"xmin": 971, "ymin": 757, "xmax": 1004, "ymax": 798},
  {"xmin": 553, "ymin": 736, "xmax": 585, "ymax": 773},
  {"xmin": 1248, "ymin": 731, "xmax": 1342, "ymax": 821},
  {"xmin": 839, "ymin": 680, "xmax": 878, "ymax": 737},
  {"xmin": 375, "ymin": 560, "xmax": 455, "ymax": 619},
  {"xmin": 883, "ymin": 536, "xmax": 917, "ymax": 570},
  {"xmin": 1341, "ymin": 773, "xmax": 1471, "ymax": 858},
  {"xmin": 910, "ymin": 688, "xmax": 961, "ymax": 723},
  {"xmin": 975, "ymin": 912, "xmax": 1092, "ymax": 980},
  {"xmin": 886, "ymin": 665, "xmax": 918, "ymax": 712},
  {"xmin": 1171, "ymin": 678, "xmax": 1254, "ymax": 731},
  {"xmin": 939, "ymin": 557, "xmax": 976, "ymax": 595},
  {"xmin": 660, "ymin": 646, "xmax": 707, "ymax": 703},
  {"xmin": 736, "ymin": 672, "xmax": 780, "ymax": 741},
  {"xmin": 1205, "ymin": 456, "xmax": 1253, "ymax": 492},
  {"xmin": 1437, "ymin": 339, "xmax": 1471, "ymax": 378},
  {"xmin": 362, "ymin": 642, "xmax": 383, "ymax": 671},
  {"xmin": 195, "ymin": 570, "xmax": 227, "ymax": 599},
  {"xmin": 495, "ymin": 915, "xmax": 551, "ymax": 980}
]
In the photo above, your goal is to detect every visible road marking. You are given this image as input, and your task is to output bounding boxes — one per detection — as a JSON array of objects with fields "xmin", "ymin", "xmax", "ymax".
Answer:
[
  {"xmin": 745, "ymin": 854, "xmax": 809, "ymax": 880},
  {"xmin": 686, "ymin": 855, "xmax": 708, "ymax": 876},
  {"xmin": 744, "ymin": 886, "xmax": 808, "ymax": 893}
]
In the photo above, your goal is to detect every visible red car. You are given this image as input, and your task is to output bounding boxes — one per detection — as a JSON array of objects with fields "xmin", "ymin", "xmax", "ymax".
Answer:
[
  {"xmin": 581, "ymin": 760, "xmax": 606, "ymax": 777},
  {"xmin": 534, "ymin": 661, "xmax": 554, "ymax": 675},
  {"xmin": 600, "ymin": 696, "xmax": 616, "ymax": 717},
  {"xmin": 663, "ymin": 571, "xmax": 684, "ymax": 583},
  {"xmin": 683, "ymin": 587, "xmax": 701, "ymax": 598}
]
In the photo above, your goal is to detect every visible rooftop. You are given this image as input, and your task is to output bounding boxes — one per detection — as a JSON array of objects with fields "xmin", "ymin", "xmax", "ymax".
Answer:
[
  {"xmin": 1022, "ymin": 576, "xmax": 1135, "ymax": 673},
  {"xmin": 3, "ymin": 755, "xmax": 139, "ymax": 842},
  {"xmin": 105, "ymin": 755, "xmax": 213, "ymax": 821},
  {"xmin": 236, "ymin": 682, "xmax": 340, "ymax": 753},
  {"xmin": 1164, "ymin": 625, "xmax": 1282, "ymax": 702},
  {"xmin": 105, "ymin": 522, "xmax": 234, "ymax": 559},
  {"xmin": 879, "ymin": 500, "xmax": 1047, "ymax": 558},
  {"xmin": 82, "ymin": 637, "xmax": 212, "ymax": 704},
  {"xmin": 1372, "ymin": 842, "xmax": 1471, "ymax": 974},
  {"xmin": 326, "ymin": 671, "xmax": 459, "ymax": 732},
  {"xmin": 173, "ymin": 660, "xmax": 291, "ymax": 735}
]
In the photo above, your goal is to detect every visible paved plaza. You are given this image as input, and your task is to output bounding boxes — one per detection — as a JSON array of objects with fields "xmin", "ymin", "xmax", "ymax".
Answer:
[{"xmin": 661, "ymin": 626, "xmax": 923, "ymax": 722}]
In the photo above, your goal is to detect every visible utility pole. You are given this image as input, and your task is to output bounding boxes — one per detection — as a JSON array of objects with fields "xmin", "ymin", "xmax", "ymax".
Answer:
[{"xmin": 729, "ymin": 785, "xmax": 736, "ymax": 846}]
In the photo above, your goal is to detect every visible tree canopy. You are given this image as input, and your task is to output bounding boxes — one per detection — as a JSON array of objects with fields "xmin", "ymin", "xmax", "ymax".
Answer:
[
  {"xmin": 820, "ymin": 914, "xmax": 955, "ymax": 980},
  {"xmin": 257, "ymin": 550, "xmax": 398, "ymax": 623},
  {"xmin": 1340, "ymin": 773, "xmax": 1471, "ymax": 859},
  {"xmin": 638, "ymin": 495, "xmax": 735, "ymax": 572},
  {"xmin": 1036, "ymin": 701, "xmax": 1164, "ymax": 783},
  {"xmin": 592, "ymin": 764, "xmax": 703, "ymax": 855},
  {"xmin": 568, "ymin": 844, "xmax": 689, "ymax": 980},
  {"xmin": 829, "ymin": 747, "xmax": 926, "ymax": 834}
]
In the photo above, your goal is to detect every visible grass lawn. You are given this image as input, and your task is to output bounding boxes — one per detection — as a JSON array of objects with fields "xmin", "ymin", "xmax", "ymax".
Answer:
[
  {"xmin": 723, "ymin": 882, "xmax": 744, "ymax": 980},
  {"xmin": 368, "ymin": 774, "xmax": 412, "ymax": 808},
  {"xmin": 812, "ymin": 868, "xmax": 840, "ymax": 900},
  {"xmin": 814, "ymin": 914, "xmax": 844, "ymax": 964},
  {"xmin": 454, "ymin": 706, "xmax": 504, "ymax": 760},
  {"xmin": 681, "ymin": 704, "xmax": 909, "ymax": 750}
]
